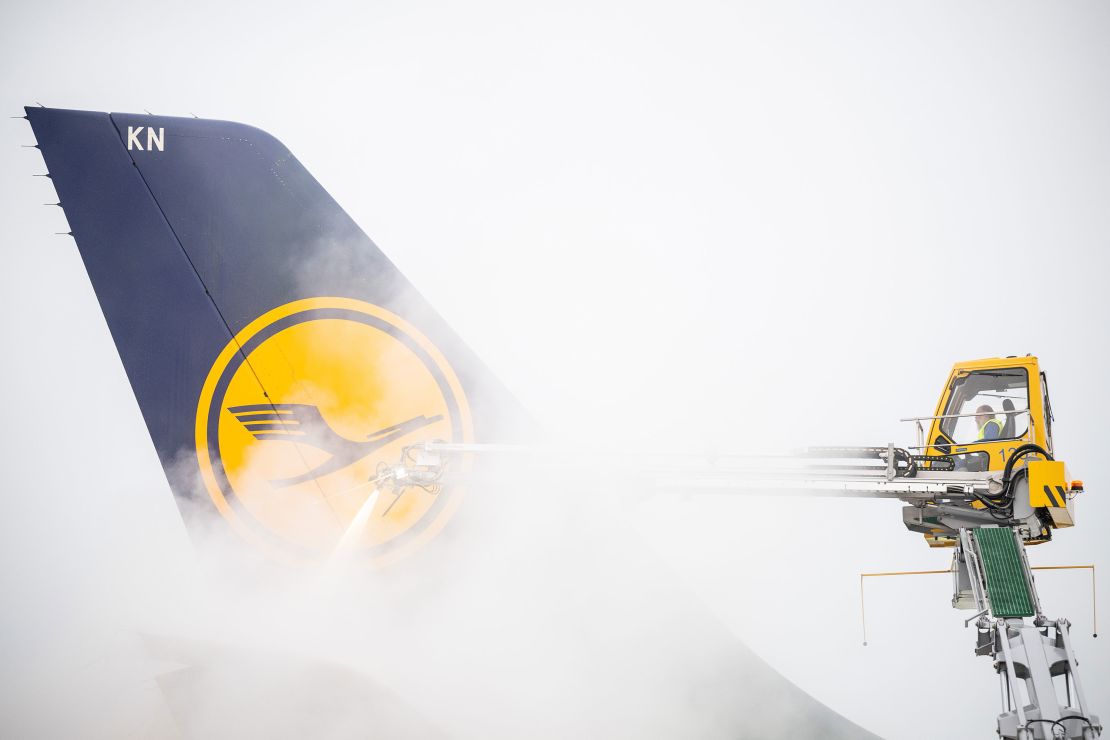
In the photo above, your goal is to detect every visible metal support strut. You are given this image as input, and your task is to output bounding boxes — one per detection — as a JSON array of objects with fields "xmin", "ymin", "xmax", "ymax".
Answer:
[{"xmin": 955, "ymin": 528, "xmax": 1101, "ymax": 739}]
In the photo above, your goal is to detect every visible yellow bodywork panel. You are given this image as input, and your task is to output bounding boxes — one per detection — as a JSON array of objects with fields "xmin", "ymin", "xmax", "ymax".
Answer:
[{"xmin": 1028, "ymin": 460, "xmax": 1074, "ymax": 527}]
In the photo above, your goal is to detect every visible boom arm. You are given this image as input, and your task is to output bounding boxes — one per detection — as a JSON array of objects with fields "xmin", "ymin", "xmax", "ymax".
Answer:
[
  {"xmin": 379, "ymin": 441, "xmax": 1078, "ymax": 545},
  {"xmin": 370, "ymin": 440, "xmax": 1100, "ymax": 740}
]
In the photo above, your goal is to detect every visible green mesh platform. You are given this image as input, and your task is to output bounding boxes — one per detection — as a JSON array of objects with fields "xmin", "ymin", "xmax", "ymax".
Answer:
[{"xmin": 976, "ymin": 528, "xmax": 1035, "ymax": 618}]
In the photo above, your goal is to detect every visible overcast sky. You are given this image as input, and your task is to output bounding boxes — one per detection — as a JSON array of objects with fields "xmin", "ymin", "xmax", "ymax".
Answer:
[{"xmin": 2, "ymin": 1, "xmax": 1109, "ymax": 738}]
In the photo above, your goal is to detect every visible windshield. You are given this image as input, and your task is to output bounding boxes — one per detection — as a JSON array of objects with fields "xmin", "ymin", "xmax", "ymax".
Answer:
[{"xmin": 940, "ymin": 368, "xmax": 1029, "ymax": 444}]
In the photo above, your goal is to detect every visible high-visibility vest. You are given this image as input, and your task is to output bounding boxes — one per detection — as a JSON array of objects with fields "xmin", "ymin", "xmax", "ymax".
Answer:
[{"xmin": 978, "ymin": 417, "xmax": 1004, "ymax": 440}]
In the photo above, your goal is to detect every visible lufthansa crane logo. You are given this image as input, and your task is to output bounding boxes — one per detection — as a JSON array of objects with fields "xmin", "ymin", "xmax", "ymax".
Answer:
[{"xmin": 195, "ymin": 297, "xmax": 473, "ymax": 564}]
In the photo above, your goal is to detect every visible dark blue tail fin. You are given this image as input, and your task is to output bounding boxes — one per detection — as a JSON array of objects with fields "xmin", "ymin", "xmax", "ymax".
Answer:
[{"xmin": 27, "ymin": 106, "xmax": 529, "ymax": 563}]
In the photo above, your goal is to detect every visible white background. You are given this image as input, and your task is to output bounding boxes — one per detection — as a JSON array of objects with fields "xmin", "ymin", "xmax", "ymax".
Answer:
[{"xmin": 2, "ymin": 1, "xmax": 1108, "ymax": 738}]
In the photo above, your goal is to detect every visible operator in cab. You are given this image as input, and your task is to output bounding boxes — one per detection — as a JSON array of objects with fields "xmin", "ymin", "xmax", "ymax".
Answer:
[{"xmin": 975, "ymin": 404, "xmax": 1004, "ymax": 441}]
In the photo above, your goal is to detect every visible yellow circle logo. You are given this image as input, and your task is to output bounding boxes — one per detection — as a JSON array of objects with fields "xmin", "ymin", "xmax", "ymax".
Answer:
[{"xmin": 195, "ymin": 297, "xmax": 472, "ymax": 564}]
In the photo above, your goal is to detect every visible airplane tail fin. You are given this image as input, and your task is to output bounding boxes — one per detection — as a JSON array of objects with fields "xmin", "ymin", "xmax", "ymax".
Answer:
[{"xmin": 27, "ymin": 106, "xmax": 530, "ymax": 562}]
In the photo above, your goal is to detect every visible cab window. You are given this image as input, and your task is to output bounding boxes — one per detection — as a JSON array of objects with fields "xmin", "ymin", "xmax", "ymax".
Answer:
[
  {"xmin": 1041, "ymin": 371, "xmax": 1054, "ymax": 453},
  {"xmin": 940, "ymin": 368, "xmax": 1029, "ymax": 444}
]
